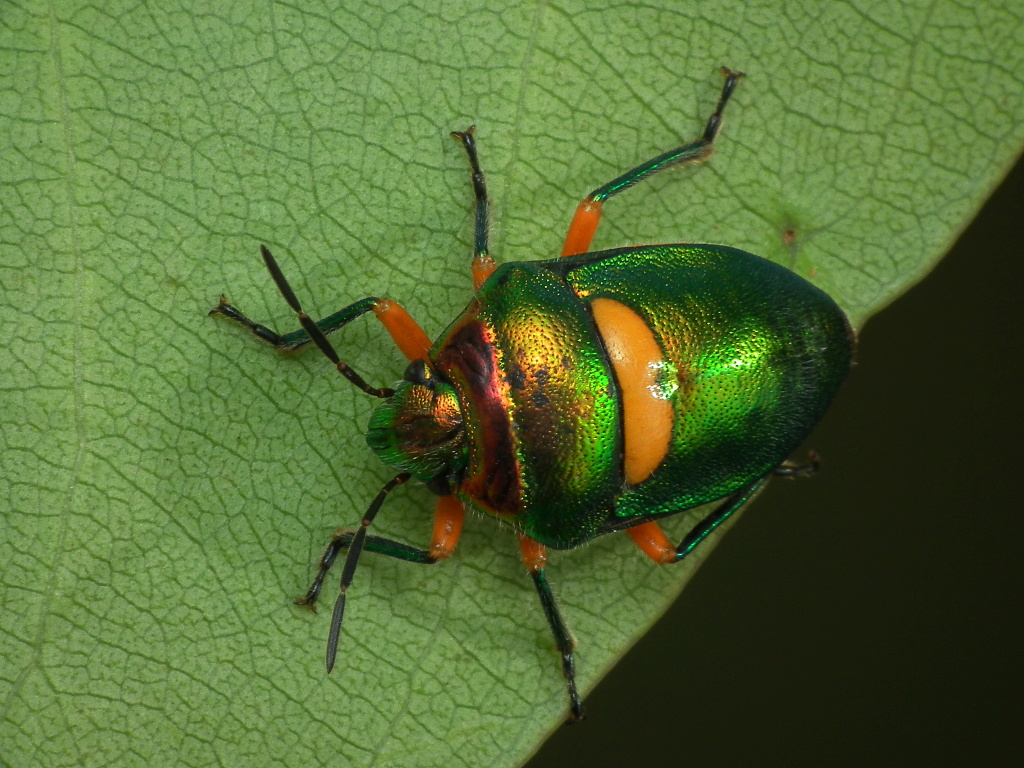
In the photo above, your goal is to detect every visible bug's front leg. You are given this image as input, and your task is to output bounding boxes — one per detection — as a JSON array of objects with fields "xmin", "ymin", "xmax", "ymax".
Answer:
[
  {"xmin": 211, "ymin": 246, "xmax": 434, "ymax": 394},
  {"xmin": 210, "ymin": 292, "xmax": 381, "ymax": 352},
  {"xmin": 297, "ymin": 495, "xmax": 466, "ymax": 611},
  {"xmin": 297, "ymin": 494, "xmax": 465, "ymax": 672}
]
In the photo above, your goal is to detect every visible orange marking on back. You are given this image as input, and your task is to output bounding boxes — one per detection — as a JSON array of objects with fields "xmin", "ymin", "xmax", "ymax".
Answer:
[
  {"xmin": 373, "ymin": 299, "xmax": 432, "ymax": 362},
  {"xmin": 430, "ymin": 495, "xmax": 465, "ymax": 560},
  {"xmin": 627, "ymin": 521, "xmax": 677, "ymax": 564},
  {"xmin": 560, "ymin": 199, "xmax": 603, "ymax": 257},
  {"xmin": 590, "ymin": 297, "xmax": 673, "ymax": 485}
]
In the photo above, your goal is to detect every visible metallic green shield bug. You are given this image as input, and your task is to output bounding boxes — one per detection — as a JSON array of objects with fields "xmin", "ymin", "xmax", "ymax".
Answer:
[{"xmin": 211, "ymin": 68, "xmax": 854, "ymax": 722}]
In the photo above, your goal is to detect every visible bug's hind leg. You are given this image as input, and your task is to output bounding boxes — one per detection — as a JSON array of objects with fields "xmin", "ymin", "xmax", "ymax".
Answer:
[
  {"xmin": 627, "ymin": 475, "xmax": 767, "ymax": 564},
  {"xmin": 560, "ymin": 67, "xmax": 744, "ymax": 258},
  {"xmin": 773, "ymin": 450, "xmax": 821, "ymax": 478},
  {"xmin": 627, "ymin": 450, "xmax": 822, "ymax": 564}
]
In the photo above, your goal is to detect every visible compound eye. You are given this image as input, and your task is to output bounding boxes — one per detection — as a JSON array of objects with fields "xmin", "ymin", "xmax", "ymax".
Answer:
[{"xmin": 402, "ymin": 358, "xmax": 433, "ymax": 387}]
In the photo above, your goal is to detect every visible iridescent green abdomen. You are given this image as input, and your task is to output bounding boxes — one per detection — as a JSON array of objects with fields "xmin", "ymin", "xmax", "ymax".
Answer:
[
  {"xmin": 432, "ymin": 245, "xmax": 853, "ymax": 549},
  {"xmin": 559, "ymin": 245, "xmax": 853, "ymax": 534}
]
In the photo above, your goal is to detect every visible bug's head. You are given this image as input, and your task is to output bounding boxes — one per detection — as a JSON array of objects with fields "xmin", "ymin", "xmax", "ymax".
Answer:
[{"xmin": 365, "ymin": 359, "xmax": 467, "ymax": 494}]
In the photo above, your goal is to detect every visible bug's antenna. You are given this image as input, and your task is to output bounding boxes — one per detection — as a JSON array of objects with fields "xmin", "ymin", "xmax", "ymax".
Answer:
[
  {"xmin": 259, "ymin": 245, "xmax": 394, "ymax": 399},
  {"xmin": 325, "ymin": 472, "xmax": 412, "ymax": 672}
]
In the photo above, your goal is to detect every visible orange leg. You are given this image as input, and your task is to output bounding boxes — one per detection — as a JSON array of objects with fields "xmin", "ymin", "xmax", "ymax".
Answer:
[
  {"xmin": 560, "ymin": 199, "xmax": 604, "ymax": 257},
  {"xmin": 472, "ymin": 255, "xmax": 497, "ymax": 290},
  {"xmin": 628, "ymin": 474, "xmax": 771, "ymax": 566},
  {"xmin": 372, "ymin": 298, "xmax": 432, "ymax": 362},
  {"xmin": 626, "ymin": 521, "xmax": 678, "ymax": 564},
  {"xmin": 293, "ymin": 478, "xmax": 467, "ymax": 674},
  {"xmin": 517, "ymin": 533, "xmax": 548, "ymax": 573},
  {"xmin": 296, "ymin": 493, "xmax": 466, "ymax": 616},
  {"xmin": 430, "ymin": 495, "xmax": 466, "ymax": 560},
  {"xmin": 212, "ymin": 245, "xmax": 438, "ymax": 398},
  {"xmin": 560, "ymin": 67, "xmax": 744, "ymax": 259},
  {"xmin": 451, "ymin": 128, "xmax": 499, "ymax": 291}
]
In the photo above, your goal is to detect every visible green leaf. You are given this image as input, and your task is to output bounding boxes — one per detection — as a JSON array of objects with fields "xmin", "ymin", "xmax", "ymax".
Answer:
[{"xmin": 2, "ymin": 3, "xmax": 1021, "ymax": 767}]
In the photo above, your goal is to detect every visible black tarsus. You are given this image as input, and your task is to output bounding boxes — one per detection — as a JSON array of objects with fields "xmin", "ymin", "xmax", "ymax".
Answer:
[
  {"xmin": 586, "ymin": 66, "xmax": 745, "ymax": 204},
  {"xmin": 451, "ymin": 126, "xmax": 492, "ymax": 269},
  {"xmin": 774, "ymin": 449, "xmax": 822, "ymax": 478},
  {"xmin": 319, "ymin": 472, "xmax": 412, "ymax": 673},
  {"xmin": 530, "ymin": 569, "xmax": 584, "ymax": 722}
]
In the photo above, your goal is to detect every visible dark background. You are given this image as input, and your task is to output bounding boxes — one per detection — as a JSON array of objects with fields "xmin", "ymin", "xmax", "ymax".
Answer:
[{"xmin": 528, "ymin": 157, "xmax": 1023, "ymax": 767}]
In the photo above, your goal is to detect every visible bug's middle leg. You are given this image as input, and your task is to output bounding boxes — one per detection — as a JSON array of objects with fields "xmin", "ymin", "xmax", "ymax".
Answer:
[
  {"xmin": 519, "ymin": 534, "xmax": 584, "ymax": 722},
  {"xmin": 560, "ymin": 67, "xmax": 744, "ymax": 258},
  {"xmin": 451, "ymin": 127, "xmax": 496, "ymax": 289}
]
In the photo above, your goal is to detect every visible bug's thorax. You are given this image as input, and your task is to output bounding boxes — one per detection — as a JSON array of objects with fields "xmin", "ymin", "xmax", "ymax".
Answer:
[{"xmin": 365, "ymin": 359, "xmax": 467, "ymax": 494}]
